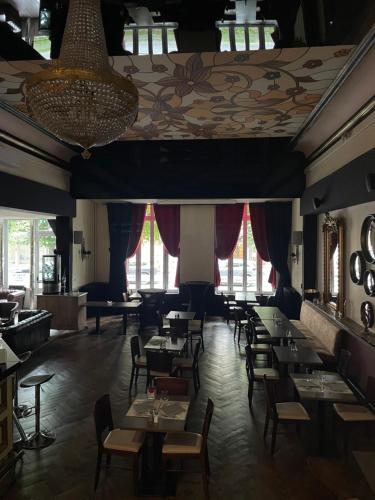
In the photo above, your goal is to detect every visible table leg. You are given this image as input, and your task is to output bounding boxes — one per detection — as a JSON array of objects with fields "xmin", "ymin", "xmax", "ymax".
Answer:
[
  {"xmin": 119, "ymin": 314, "xmax": 127, "ymax": 336},
  {"xmin": 317, "ymin": 400, "xmax": 326, "ymax": 455}
]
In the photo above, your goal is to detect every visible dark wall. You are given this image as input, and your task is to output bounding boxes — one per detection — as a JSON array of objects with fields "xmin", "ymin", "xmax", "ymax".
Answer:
[
  {"xmin": 300, "ymin": 148, "xmax": 375, "ymax": 216},
  {"xmin": 0, "ymin": 171, "xmax": 75, "ymax": 217},
  {"xmin": 343, "ymin": 331, "xmax": 375, "ymax": 393}
]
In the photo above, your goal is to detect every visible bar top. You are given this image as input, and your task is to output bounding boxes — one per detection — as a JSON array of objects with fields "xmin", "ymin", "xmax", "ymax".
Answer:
[{"xmin": 0, "ymin": 338, "xmax": 20, "ymax": 380}]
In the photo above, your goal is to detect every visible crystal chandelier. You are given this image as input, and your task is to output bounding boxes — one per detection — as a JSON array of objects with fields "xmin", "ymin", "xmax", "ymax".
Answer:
[{"xmin": 26, "ymin": 0, "xmax": 138, "ymax": 158}]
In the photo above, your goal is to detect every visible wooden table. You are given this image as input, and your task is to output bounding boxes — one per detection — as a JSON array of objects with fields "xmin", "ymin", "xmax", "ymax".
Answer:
[
  {"xmin": 253, "ymin": 306, "xmax": 286, "ymax": 321},
  {"xmin": 235, "ymin": 292, "xmax": 257, "ymax": 304},
  {"xmin": 273, "ymin": 345, "xmax": 323, "ymax": 373},
  {"xmin": 123, "ymin": 394, "xmax": 190, "ymax": 495},
  {"xmin": 260, "ymin": 319, "xmax": 306, "ymax": 343},
  {"xmin": 144, "ymin": 335, "xmax": 186, "ymax": 354},
  {"xmin": 86, "ymin": 300, "xmax": 142, "ymax": 335},
  {"xmin": 291, "ymin": 373, "xmax": 357, "ymax": 453},
  {"xmin": 166, "ymin": 311, "xmax": 196, "ymax": 320}
]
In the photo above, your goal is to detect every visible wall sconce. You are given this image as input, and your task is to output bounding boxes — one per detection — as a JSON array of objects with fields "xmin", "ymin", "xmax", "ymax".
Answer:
[
  {"xmin": 73, "ymin": 230, "xmax": 91, "ymax": 261},
  {"xmin": 291, "ymin": 231, "xmax": 303, "ymax": 264}
]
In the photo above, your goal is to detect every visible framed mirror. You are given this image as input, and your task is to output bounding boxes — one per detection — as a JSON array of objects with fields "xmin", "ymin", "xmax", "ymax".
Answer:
[
  {"xmin": 323, "ymin": 213, "xmax": 345, "ymax": 316},
  {"xmin": 361, "ymin": 301, "xmax": 374, "ymax": 331},
  {"xmin": 349, "ymin": 251, "xmax": 366, "ymax": 285},
  {"xmin": 364, "ymin": 270, "xmax": 375, "ymax": 297},
  {"xmin": 361, "ymin": 214, "xmax": 375, "ymax": 263}
]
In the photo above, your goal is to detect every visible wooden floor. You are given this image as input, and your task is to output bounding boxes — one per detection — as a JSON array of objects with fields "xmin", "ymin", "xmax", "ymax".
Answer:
[{"xmin": 4, "ymin": 316, "xmax": 375, "ymax": 500}]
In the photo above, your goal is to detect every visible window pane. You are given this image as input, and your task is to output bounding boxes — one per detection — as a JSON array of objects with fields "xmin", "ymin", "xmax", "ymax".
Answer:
[
  {"xmin": 140, "ymin": 220, "xmax": 151, "ymax": 287},
  {"xmin": 262, "ymin": 261, "xmax": 273, "ymax": 292},
  {"xmin": 123, "ymin": 29, "xmax": 134, "ymax": 53},
  {"xmin": 235, "ymin": 27, "xmax": 246, "ymax": 51},
  {"xmin": 246, "ymin": 222, "xmax": 257, "ymax": 291},
  {"xmin": 152, "ymin": 28, "xmax": 163, "ymax": 54},
  {"xmin": 127, "ymin": 255, "xmax": 137, "ymax": 291},
  {"xmin": 168, "ymin": 256, "xmax": 178, "ymax": 290},
  {"xmin": 33, "ymin": 36, "xmax": 51, "ymax": 59},
  {"xmin": 219, "ymin": 27, "xmax": 230, "ymax": 51},
  {"xmin": 218, "ymin": 259, "xmax": 228, "ymax": 291},
  {"xmin": 248, "ymin": 27, "xmax": 260, "ymax": 50},
  {"xmin": 232, "ymin": 226, "xmax": 244, "ymax": 291},
  {"xmin": 7, "ymin": 220, "xmax": 31, "ymax": 287},
  {"xmin": 153, "ymin": 224, "xmax": 164, "ymax": 288},
  {"xmin": 167, "ymin": 28, "xmax": 177, "ymax": 52},
  {"xmin": 264, "ymin": 26, "xmax": 275, "ymax": 49},
  {"xmin": 138, "ymin": 28, "xmax": 149, "ymax": 55}
]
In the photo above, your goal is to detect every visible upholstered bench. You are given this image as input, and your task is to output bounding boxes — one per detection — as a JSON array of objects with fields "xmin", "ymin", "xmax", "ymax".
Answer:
[{"xmin": 290, "ymin": 301, "xmax": 342, "ymax": 365}]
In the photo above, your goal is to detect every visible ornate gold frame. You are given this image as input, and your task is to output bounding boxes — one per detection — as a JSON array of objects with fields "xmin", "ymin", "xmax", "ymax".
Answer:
[{"xmin": 323, "ymin": 216, "xmax": 345, "ymax": 316}]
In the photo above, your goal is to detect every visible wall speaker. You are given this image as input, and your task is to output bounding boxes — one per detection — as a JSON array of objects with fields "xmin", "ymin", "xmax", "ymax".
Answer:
[{"xmin": 73, "ymin": 230, "xmax": 83, "ymax": 244}]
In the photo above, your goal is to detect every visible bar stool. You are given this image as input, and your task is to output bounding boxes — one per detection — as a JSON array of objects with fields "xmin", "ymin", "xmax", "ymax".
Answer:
[
  {"xmin": 14, "ymin": 351, "xmax": 32, "ymax": 419},
  {"xmin": 20, "ymin": 373, "xmax": 55, "ymax": 449}
]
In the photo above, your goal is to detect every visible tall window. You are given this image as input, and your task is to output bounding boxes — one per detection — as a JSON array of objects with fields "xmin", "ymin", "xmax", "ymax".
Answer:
[
  {"xmin": 126, "ymin": 205, "xmax": 178, "ymax": 291},
  {"xmin": 218, "ymin": 22, "xmax": 277, "ymax": 51},
  {"xmin": 123, "ymin": 24, "xmax": 177, "ymax": 54},
  {"xmin": 1, "ymin": 219, "xmax": 56, "ymax": 290},
  {"xmin": 218, "ymin": 206, "xmax": 273, "ymax": 293}
]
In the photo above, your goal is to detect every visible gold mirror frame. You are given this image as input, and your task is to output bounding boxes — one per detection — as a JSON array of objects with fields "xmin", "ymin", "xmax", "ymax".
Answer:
[{"xmin": 323, "ymin": 215, "xmax": 345, "ymax": 316}]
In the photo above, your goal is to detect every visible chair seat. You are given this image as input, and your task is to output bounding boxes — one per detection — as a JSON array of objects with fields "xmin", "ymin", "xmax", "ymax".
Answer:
[
  {"xmin": 135, "ymin": 355, "xmax": 147, "ymax": 368},
  {"xmin": 333, "ymin": 403, "xmax": 375, "ymax": 422},
  {"xmin": 104, "ymin": 428, "xmax": 145, "ymax": 453},
  {"xmin": 254, "ymin": 368, "xmax": 279, "ymax": 380},
  {"xmin": 162, "ymin": 432, "xmax": 202, "ymax": 455},
  {"xmin": 255, "ymin": 325, "xmax": 267, "ymax": 333},
  {"xmin": 239, "ymin": 320, "xmax": 248, "ymax": 326},
  {"xmin": 189, "ymin": 320, "xmax": 202, "ymax": 333},
  {"xmin": 20, "ymin": 374, "xmax": 54, "ymax": 388},
  {"xmin": 173, "ymin": 357, "xmax": 193, "ymax": 369},
  {"xmin": 150, "ymin": 369, "xmax": 171, "ymax": 378},
  {"xmin": 276, "ymin": 402, "xmax": 310, "ymax": 421},
  {"xmin": 250, "ymin": 343, "xmax": 272, "ymax": 353}
]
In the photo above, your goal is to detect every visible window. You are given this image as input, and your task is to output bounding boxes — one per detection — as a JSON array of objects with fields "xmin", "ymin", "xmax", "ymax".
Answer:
[
  {"xmin": 218, "ymin": 22, "xmax": 277, "ymax": 51},
  {"xmin": 123, "ymin": 24, "xmax": 177, "ymax": 55},
  {"xmin": 1, "ymin": 219, "xmax": 56, "ymax": 290},
  {"xmin": 126, "ymin": 205, "xmax": 177, "ymax": 291},
  {"xmin": 218, "ymin": 206, "xmax": 273, "ymax": 293}
]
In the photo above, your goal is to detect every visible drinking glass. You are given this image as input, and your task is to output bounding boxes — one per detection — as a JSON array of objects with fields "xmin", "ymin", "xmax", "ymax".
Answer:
[{"xmin": 147, "ymin": 386, "xmax": 156, "ymax": 400}]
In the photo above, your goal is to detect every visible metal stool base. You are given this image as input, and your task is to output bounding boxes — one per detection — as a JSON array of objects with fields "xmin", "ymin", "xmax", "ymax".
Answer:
[
  {"xmin": 14, "ymin": 404, "xmax": 34, "ymax": 419},
  {"xmin": 23, "ymin": 430, "xmax": 56, "ymax": 450}
]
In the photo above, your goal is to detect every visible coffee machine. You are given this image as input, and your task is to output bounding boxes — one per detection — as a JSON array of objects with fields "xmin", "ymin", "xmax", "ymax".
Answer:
[{"xmin": 42, "ymin": 254, "xmax": 61, "ymax": 294}]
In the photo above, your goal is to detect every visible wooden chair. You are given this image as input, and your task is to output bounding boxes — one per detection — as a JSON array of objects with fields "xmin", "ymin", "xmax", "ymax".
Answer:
[
  {"xmin": 245, "ymin": 344, "xmax": 279, "ymax": 409},
  {"xmin": 129, "ymin": 336, "xmax": 147, "ymax": 393},
  {"xmin": 146, "ymin": 349, "xmax": 176, "ymax": 389},
  {"xmin": 245, "ymin": 315, "xmax": 272, "ymax": 366},
  {"xmin": 158, "ymin": 311, "xmax": 170, "ymax": 336},
  {"xmin": 155, "ymin": 377, "xmax": 189, "ymax": 396},
  {"xmin": 0, "ymin": 301, "xmax": 18, "ymax": 325},
  {"xmin": 173, "ymin": 339, "xmax": 202, "ymax": 394},
  {"xmin": 233, "ymin": 307, "xmax": 248, "ymax": 343},
  {"xmin": 333, "ymin": 375, "xmax": 375, "ymax": 453},
  {"xmin": 188, "ymin": 313, "xmax": 206, "ymax": 352},
  {"xmin": 93, "ymin": 394, "xmax": 145, "ymax": 494},
  {"xmin": 162, "ymin": 398, "xmax": 214, "ymax": 499},
  {"xmin": 246, "ymin": 313, "xmax": 275, "ymax": 344},
  {"xmin": 263, "ymin": 376, "xmax": 310, "ymax": 456}
]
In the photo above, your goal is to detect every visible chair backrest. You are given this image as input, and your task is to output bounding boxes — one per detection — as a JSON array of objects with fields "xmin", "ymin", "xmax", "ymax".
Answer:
[
  {"xmin": 233, "ymin": 307, "xmax": 245, "ymax": 322},
  {"xmin": 263, "ymin": 376, "xmax": 278, "ymax": 418},
  {"xmin": 169, "ymin": 318, "xmax": 189, "ymax": 337},
  {"xmin": 155, "ymin": 377, "xmax": 189, "ymax": 395},
  {"xmin": 94, "ymin": 394, "xmax": 114, "ymax": 450},
  {"xmin": 146, "ymin": 349, "xmax": 173, "ymax": 374},
  {"xmin": 0, "ymin": 302, "xmax": 18, "ymax": 324},
  {"xmin": 337, "ymin": 348, "xmax": 351, "ymax": 378},
  {"xmin": 201, "ymin": 398, "xmax": 214, "ymax": 452},
  {"xmin": 192, "ymin": 339, "xmax": 202, "ymax": 368},
  {"xmin": 130, "ymin": 335, "xmax": 141, "ymax": 365},
  {"xmin": 244, "ymin": 344, "xmax": 255, "ymax": 381}
]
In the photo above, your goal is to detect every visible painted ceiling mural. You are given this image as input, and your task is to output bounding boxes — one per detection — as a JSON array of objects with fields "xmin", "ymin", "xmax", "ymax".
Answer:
[{"xmin": 0, "ymin": 46, "xmax": 354, "ymax": 140}]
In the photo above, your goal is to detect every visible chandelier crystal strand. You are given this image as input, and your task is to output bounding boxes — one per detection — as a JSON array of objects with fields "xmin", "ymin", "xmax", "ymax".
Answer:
[{"xmin": 26, "ymin": 0, "xmax": 138, "ymax": 157}]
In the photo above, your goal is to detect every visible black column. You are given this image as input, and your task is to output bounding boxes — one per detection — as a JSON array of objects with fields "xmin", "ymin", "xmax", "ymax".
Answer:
[
  {"xmin": 303, "ymin": 214, "xmax": 317, "ymax": 293},
  {"xmin": 55, "ymin": 216, "xmax": 73, "ymax": 292}
]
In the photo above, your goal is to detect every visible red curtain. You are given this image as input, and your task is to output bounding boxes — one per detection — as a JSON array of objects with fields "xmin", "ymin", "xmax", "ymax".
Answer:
[
  {"xmin": 127, "ymin": 204, "xmax": 146, "ymax": 259},
  {"xmin": 214, "ymin": 204, "xmax": 244, "ymax": 286},
  {"xmin": 154, "ymin": 204, "xmax": 180, "ymax": 286},
  {"xmin": 249, "ymin": 203, "xmax": 276, "ymax": 288}
]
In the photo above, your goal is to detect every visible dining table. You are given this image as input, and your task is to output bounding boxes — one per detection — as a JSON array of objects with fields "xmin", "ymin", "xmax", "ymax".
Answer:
[
  {"xmin": 253, "ymin": 306, "xmax": 287, "ymax": 321},
  {"xmin": 144, "ymin": 335, "xmax": 186, "ymax": 354},
  {"xmin": 123, "ymin": 394, "xmax": 190, "ymax": 494},
  {"xmin": 166, "ymin": 311, "xmax": 196, "ymax": 320},
  {"xmin": 273, "ymin": 345, "xmax": 323, "ymax": 375},
  {"xmin": 259, "ymin": 318, "xmax": 306, "ymax": 344},
  {"xmin": 290, "ymin": 372, "xmax": 357, "ymax": 454}
]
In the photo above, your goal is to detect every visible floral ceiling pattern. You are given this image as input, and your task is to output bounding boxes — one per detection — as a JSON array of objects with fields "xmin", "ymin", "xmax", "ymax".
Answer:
[{"xmin": 0, "ymin": 46, "xmax": 353, "ymax": 140}]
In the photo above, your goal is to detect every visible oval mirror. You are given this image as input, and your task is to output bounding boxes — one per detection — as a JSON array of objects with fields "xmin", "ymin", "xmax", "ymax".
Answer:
[
  {"xmin": 364, "ymin": 270, "xmax": 375, "ymax": 296},
  {"xmin": 349, "ymin": 251, "xmax": 366, "ymax": 285},
  {"xmin": 361, "ymin": 214, "xmax": 375, "ymax": 263},
  {"xmin": 361, "ymin": 301, "xmax": 374, "ymax": 330}
]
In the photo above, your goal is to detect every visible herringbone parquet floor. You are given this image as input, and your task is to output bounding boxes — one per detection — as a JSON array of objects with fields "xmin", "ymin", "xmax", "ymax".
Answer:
[{"xmin": 3, "ymin": 317, "xmax": 374, "ymax": 500}]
